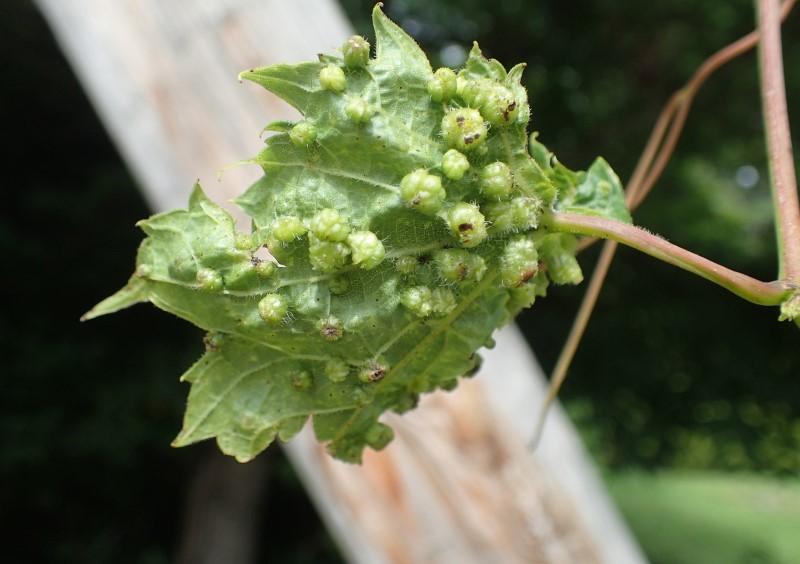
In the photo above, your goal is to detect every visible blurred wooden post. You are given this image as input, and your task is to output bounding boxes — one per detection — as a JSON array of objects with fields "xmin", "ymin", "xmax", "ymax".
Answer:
[{"xmin": 36, "ymin": 1, "xmax": 645, "ymax": 562}]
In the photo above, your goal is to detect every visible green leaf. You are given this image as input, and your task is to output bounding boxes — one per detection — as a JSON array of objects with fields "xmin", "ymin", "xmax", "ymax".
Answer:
[
  {"xmin": 81, "ymin": 276, "xmax": 149, "ymax": 321},
  {"xmin": 172, "ymin": 336, "xmax": 365, "ymax": 462},
  {"xmin": 462, "ymin": 42, "xmax": 507, "ymax": 82},
  {"xmin": 557, "ymin": 157, "xmax": 632, "ymax": 223},
  {"xmin": 239, "ymin": 63, "xmax": 323, "ymax": 115},
  {"xmin": 88, "ymin": 7, "xmax": 632, "ymax": 462},
  {"xmin": 530, "ymin": 133, "xmax": 631, "ymax": 222}
]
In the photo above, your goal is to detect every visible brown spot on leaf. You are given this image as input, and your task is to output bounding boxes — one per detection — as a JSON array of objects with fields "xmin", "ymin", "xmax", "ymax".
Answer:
[
  {"xmin": 519, "ymin": 269, "xmax": 537, "ymax": 285},
  {"xmin": 502, "ymin": 101, "xmax": 516, "ymax": 121},
  {"xmin": 364, "ymin": 362, "xmax": 386, "ymax": 382},
  {"xmin": 320, "ymin": 323, "xmax": 343, "ymax": 341}
]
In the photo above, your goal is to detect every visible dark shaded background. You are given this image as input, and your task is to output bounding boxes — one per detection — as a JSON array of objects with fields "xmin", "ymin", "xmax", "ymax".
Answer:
[{"xmin": 2, "ymin": 0, "xmax": 798, "ymax": 562}]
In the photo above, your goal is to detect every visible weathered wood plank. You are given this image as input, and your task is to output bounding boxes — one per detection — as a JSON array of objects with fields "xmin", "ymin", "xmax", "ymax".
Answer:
[{"xmin": 36, "ymin": 1, "xmax": 645, "ymax": 562}]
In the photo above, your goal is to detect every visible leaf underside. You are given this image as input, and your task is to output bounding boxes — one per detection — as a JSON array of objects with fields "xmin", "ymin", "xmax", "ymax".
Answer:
[{"xmin": 88, "ymin": 6, "xmax": 629, "ymax": 463}]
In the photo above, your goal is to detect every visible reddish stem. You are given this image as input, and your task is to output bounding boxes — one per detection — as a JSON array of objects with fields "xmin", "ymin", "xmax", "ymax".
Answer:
[
  {"xmin": 758, "ymin": 0, "xmax": 800, "ymax": 282},
  {"xmin": 546, "ymin": 212, "xmax": 790, "ymax": 305}
]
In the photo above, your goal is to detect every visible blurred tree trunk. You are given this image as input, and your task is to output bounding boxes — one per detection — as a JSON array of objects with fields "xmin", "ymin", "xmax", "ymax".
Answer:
[
  {"xmin": 35, "ymin": 1, "xmax": 646, "ymax": 562},
  {"xmin": 176, "ymin": 448, "xmax": 268, "ymax": 564}
]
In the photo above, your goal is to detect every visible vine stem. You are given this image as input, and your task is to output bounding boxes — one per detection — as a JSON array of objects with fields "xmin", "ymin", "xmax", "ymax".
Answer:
[
  {"xmin": 543, "ymin": 211, "xmax": 789, "ymax": 305},
  {"xmin": 758, "ymin": 0, "xmax": 800, "ymax": 282}
]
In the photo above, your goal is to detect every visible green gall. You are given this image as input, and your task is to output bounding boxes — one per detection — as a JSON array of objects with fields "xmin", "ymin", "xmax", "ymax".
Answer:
[
  {"xmin": 427, "ymin": 67, "xmax": 457, "ymax": 103},
  {"xmin": 501, "ymin": 236, "xmax": 539, "ymax": 287},
  {"xmin": 507, "ymin": 271, "xmax": 549, "ymax": 312},
  {"xmin": 271, "ymin": 216, "xmax": 307, "ymax": 242},
  {"xmin": 779, "ymin": 292, "xmax": 800, "ymax": 322},
  {"xmin": 258, "ymin": 293, "xmax": 288, "ymax": 323},
  {"xmin": 350, "ymin": 386, "xmax": 373, "ymax": 406},
  {"xmin": 480, "ymin": 162, "xmax": 514, "ymax": 200},
  {"xmin": 345, "ymin": 97, "xmax": 372, "ymax": 124},
  {"xmin": 539, "ymin": 234, "xmax": 583, "ymax": 285},
  {"xmin": 253, "ymin": 259, "xmax": 276, "ymax": 278},
  {"xmin": 400, "ymin": 169, "xmax": 446, "ymax": 215},
  {"xmin": 365, "ymin": 422, "xmax": 394, "ymax": 451},
  {"xmin": 289, "ymin": 121, "xmax": 317, "ymax": 147},
  {"xmin": 441, "ymin": 149, "xmax": 470, "ymax": 180},
  {"xmin": 292, "ymin": 370, "xmax": 312, "ymax": 391},
  {"xmin": 135, "ymin": 263, "xmax": 152, "ymax": 278},
  {"xmin": 203, "ymin": 331, "xmax": 224, "ymax": 352},
  {"xmin": 533, "ymin": 271, "xmax": 550, "ymax": 297},
  {"xmin": 440, "ymin": 378, "xmax": 458, "ymax": 391},
  {"xmin": 446, "ymin": 202, "xmax": 488, "ymax": 248},
  {"xmin": 466, "ymin": 353, "xmax": 483, "ymax": 377},
  {"xmin": 347, "ymin": 230, "xmax": 385, "ymax": 269},
  {"xmin": 480, "ymin": 84, "xmax": 519, "ymax": 125},
  {"xmin": 392, "ymin": 393, "xmax": 419, "ymax": 414},
  {"xmin": 400, "ymin": 286, "xmax": 433, "ymax": 318},
  {"xmin": 235, "ymin": 233, "xmax": 255, "ymax": 251},
  {"xmin": 395, "ymin": 255, "xmax": 418, "ymax": 275},
  {"xmin": 308, "ymin": 236, "xmax": 351, "ymax": 272},
  {"xmin": 324, "ymin": 359, "xmax": 350, "ymax": 383},
  {"xmin": 458, "ymin": 78, "xmax": 493, "ymax": 108},
  {"xmin": 237, "ymin": 411, "xmax": 264, "ymax": 433},
  {"xmin": 328, "ymin": 276, "xmax": 349, "ymax": 295},
  {"xmin": 319, "ymin": 64, "xmax": 347, "ymax": 93},
  {"xmin": 431, "ymin": 288, "xmax": 457, "ymax": 316},
  {"xmin": 309, "ymin": 208, "xmax": 350, "ymax": 242},
  {"xmin": 441, "ymin": 108, "xmax": 487, "ymax": 152},
  {"xmin": 433, "ymin": 249, "xmax": 487, "ymax": 283},
  {"xmin": 507, "ymin": 279, "xmax": 539, "ymax": 311},
  {"xmin": 223, "ymin": 260, "xmax": 259, "ymax": 290},
  {"xmin": 317, "ymin": 316, "xmax": 344, "ymax": 341},
  {"xmin": 196, "ymin": 268, "xmax": 223, "ymax": 291},
  {"xmin": 483, "ymin": 196, "xmax": 541, "ymax": 233},
  {"xmin": 342, "ymin": 35, "xmax": 370, "ymax": 68},
  {"xmin": 358, "ymin": 360, "xmax": 387, "ymax": 383}
]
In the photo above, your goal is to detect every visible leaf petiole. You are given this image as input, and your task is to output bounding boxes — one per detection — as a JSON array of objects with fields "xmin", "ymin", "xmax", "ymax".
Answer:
[{"xmin": 544, "ymin": 211, "xmax": 791, "ymax": 306}]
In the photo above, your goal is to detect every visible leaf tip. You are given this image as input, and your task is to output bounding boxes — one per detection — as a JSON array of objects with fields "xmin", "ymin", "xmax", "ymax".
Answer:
[{"xmin": 81, "ymin": 277, "xmax": 149, "ymax": 322}]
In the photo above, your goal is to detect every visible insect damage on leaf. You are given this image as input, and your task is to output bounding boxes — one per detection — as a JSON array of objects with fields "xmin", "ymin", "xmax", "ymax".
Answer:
[{"xmin": 85, "ymin": 6, "xmax": 630, "ymax": 463}]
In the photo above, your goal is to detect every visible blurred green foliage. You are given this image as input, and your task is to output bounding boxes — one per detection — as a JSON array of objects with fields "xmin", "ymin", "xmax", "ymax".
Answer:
[
  {"xmin": 3, "ymin": 0, "xmax": 799, "ymax": 562},
  {"xmin": 610, "ymin": 472, "xmax": 800, "ymax": 564}
]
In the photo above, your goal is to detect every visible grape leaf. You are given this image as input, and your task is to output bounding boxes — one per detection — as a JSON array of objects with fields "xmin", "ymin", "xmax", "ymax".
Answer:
[
  {"xmin": 530, "ymin": 135, "xmax": 632, "ymax": 223},
  {"xmin": 87, "ymin": 6, "xmax": 630, "ymax": 463}
]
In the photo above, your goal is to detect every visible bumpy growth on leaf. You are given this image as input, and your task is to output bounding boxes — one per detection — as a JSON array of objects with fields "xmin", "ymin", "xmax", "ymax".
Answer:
[
  {"xmin": 427, "ymin": 67, "xmax": 458, "ymax": 103},
  {"xmin": 342, "ymin": 35, "xmax": 370, "ymax": 68},
  {"xmin": 441, "ymin": 149, "xmax": 470, "ymax": 180},
  {"xmin": 85, "ymin": 7, "xmax": 630, "ymax": 463},
  {"xmin": 400, "ymin": 169, "xmax": 446, "ymax": 215}
]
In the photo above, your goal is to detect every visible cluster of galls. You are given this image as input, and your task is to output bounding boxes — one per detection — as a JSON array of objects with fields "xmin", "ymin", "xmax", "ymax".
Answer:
[
  {"xmin": 393, "ymin": 62, "xmax": 552, "ymax": 314},
  {"xmin": 287, "ymin": 34, "xmax": 373, "ymax": 150},
  {"xmin": 256, "ymin": 207, "xmax": 386, "ymax": 331},
  {"xmin": 262, "ymin": 36, "xmax": 575, "ymax": 327},
  {"xmin": 196, "ymin": 34, "xmax": 582, "ymax": 393},
  {"xmin": 269, "ymin": 208, "xmax": 386, "ymax": 273}
]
